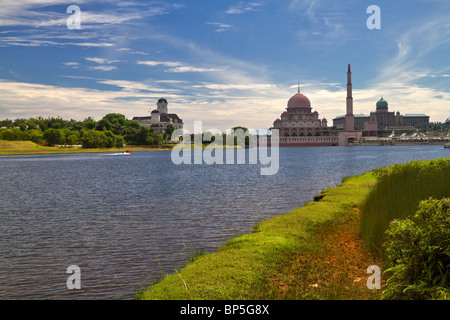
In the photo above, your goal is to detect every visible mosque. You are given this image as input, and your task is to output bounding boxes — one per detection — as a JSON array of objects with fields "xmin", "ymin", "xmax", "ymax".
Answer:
[
  {"xmin": 132, "ymin": 98, "xmax": 183, "ymax": 134},
  {"xmin": 270, "ymin": 84, "xmax": 339, "ymax": 146},
  {"xmin": 269, "ymin": 64, "xmax": 360, "ymax": 146}
]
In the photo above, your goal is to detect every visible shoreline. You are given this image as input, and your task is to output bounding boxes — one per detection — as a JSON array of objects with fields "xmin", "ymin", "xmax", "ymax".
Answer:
[
  {"xmin": 137, "ymin": 158, "xmax": 450, "ymax": 300},
  {"xmin": 136, "ymin": 171, "xmax": 381, "ymax": 300},
  {"xmin": 0, "ymin": 140, "xmax": 244, "ymax": 156},
  {"xmin": 1, "ymin": 139, "xmax": 448, "ymax": 156}
]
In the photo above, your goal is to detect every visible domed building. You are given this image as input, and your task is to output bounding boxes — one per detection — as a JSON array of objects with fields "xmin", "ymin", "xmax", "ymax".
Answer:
[
  {"xmin": 270, "ymin": 85, "xmax": 339, "ymax": 146},
  {"xmin": 333, "ymin": 95, "xmax": 430, "ymax": 130}
]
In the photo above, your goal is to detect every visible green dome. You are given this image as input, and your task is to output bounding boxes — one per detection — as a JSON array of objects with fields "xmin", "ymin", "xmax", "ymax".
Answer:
[{"xmin": 376, "ymin": 97, "xmax": 388, "ymax": 109}]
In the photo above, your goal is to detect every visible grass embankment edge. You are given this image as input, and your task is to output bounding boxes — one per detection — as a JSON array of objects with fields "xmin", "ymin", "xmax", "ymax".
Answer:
[
  {"xmin": 0, "ymin": 140, "xmax": 242, "ymax": 155},
  {"xmin": 0, "ymin": 140, "xmax": 169, "ymax": 155},
  {"xmin": 137, "ymin": 172, "xmax": 381, "ymax": 300}
]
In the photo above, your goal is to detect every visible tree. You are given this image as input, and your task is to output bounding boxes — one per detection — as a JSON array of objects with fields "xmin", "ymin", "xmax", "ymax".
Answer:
[
  {"xmin": 66, "ymin": 132, "xmax": 80, "ymax": 146},
  {"xmin": 115, "ymin": 135, "xmax": 125, "ymax": 148},
  {"xmin": 28, "ymin": 129, "xmax": 44, "ymax": 143},
  {"xmin": 96, "ymin": 118, "xmax": 112, "ymax": 131},
  {"xmin": 83, "ymin": 117, "xmax": 97, "ymax": 130},
  {"xmin": 0, "ymin": 128, "xmax": 25, "ymax": 141},
  {"xmin": 43, "ymin": 128, "xmax": 66, "ymax": 146}
]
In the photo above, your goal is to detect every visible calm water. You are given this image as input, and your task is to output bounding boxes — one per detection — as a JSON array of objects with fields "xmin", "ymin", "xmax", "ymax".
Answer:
[{"xmin": 0, "ymin": 145, "xmax": 449, "ymax": 299}]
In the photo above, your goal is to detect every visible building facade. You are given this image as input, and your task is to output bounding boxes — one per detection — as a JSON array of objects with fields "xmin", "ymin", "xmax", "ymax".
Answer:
[
  {"xmin": 132, "ymin": 98, "xmax": 183, "ymax": 134},
  {"xmin": 270, "ymin": 85, "xmax": 339, "ymax": 146},
  {"xmin": 333, "ymin": 97, "xmax": 430, "ymax": 130}
]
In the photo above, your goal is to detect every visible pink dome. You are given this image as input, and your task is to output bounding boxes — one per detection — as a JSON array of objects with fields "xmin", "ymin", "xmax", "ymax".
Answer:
[
  {"xmin": 287, "ymin": 93, "xmax": 311, "ymax": 109},
  {"xmin": 274, "ymin": 118, "xmax": 281, "ymax": 122}
]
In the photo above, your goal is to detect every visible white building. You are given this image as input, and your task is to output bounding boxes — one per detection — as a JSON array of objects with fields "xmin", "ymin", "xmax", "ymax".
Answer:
[{"xmin": 132, "ymin": 98, "xmax": 183, "ymax": 134}]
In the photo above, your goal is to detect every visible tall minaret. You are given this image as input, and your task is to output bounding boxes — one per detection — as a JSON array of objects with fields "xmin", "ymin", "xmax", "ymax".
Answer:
[{"xmin": 345, "ymin": 64, "xmax": 354, "ymax": 131}]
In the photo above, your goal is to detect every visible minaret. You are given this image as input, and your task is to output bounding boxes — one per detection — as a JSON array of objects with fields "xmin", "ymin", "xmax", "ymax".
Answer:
[{"xmin": 345, "ymin": 64, "xmax": 354, "ymax": 131}]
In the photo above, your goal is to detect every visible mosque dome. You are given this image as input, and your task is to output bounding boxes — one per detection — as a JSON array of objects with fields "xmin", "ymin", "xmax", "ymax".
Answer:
[
  {"xmin": 376, "ymin": 97, "xmax": 388, "ymax": 109},
  {"xmin": 287, "ymin": 92, "xmax": 311, "ymax": 109}
]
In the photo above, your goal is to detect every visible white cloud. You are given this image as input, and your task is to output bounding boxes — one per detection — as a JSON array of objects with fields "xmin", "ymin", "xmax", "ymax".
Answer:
[
  {"xmin": 137, "ymin": 60, "xmax": 220, "ymax": 73},
  {"xmin": 206, "ymin": 22, "xmax": 233, "ymax": 32},
  {"xmin": 0, "ymin": 74, "xmax": 448, "ymax": 134},
  {"xmin": 85, "ymin": 57, "xmax": 120, "ymax": 64},
  {"xmin": 116, "ymin": 47, "xmax": 149, "ymax": 55},
  {"xmin": 0, "ymin": 36, "xmax": 114, "ymax": 47},
  {"xmin": 165, "ymin": 66, "xmax": 220, "ymax": 73},
  {"xmin": 88, "ymin": 65, "xmax": 118, "ymax": 72},
  {"xmin": 375, "ymin": 16, "xmax": 450, "ymax": 86},
  {"xmin": 137, "ymin": 60, "xmax": 183, "ymax": 67},
  {"xmin": 226, "ymin": 2, "xmax": 263, "ymax": 14}
]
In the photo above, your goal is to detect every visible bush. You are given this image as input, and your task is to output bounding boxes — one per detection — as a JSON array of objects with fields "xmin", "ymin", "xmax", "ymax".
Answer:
[
  {"xmin": 360, "ymin": 159, "xmax": 450, "ymax": 253},
  {"xmin": 382, "ymin": 197, "xmax": 450, "ymax": 300}
]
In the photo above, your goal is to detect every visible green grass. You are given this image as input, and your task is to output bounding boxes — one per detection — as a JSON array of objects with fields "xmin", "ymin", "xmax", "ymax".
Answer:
[
  {"xmin": 360, "ymin": 158, "xmax": 450, "ymax": 255},
  {"xmin": 136, "ymin": 172, "xmax": 377, "ymax": 300},
  {"xmin": 137, "ymin": 159, "xmax": 450, "ymax": 300},
  {"xmin": 0, "ymin": 140, "xmax": 169, "ymax": 155},
  {"xmin": 0, "ymin": 140, "xmax": 243, "ymax": 155}
]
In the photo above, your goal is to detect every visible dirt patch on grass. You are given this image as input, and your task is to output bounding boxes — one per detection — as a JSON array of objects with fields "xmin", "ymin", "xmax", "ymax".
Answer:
[{"xmin": 269, "ymin": 207, "xmax": 384, "ymax": 299}]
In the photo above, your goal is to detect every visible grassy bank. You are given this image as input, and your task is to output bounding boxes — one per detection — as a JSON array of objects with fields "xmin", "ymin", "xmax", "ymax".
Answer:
[
  {"xmin": 137, "ymin": 158, "xmax": 450, "ymax": 300},
  {"xmin": 0, "ymin": 140, "xmax": 169, "ymax": 155},
  {"xmin": 136, "ymin": 172, "xmax": 381, "ymax": 300},
  {"xmin": 0, "ymin": 140, "xmax": 242, "ymax": 155}
]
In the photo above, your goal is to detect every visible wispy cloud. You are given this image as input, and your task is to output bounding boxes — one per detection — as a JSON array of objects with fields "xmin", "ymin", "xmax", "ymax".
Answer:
[
  {"xmin": 165, "ymin": 66, "xmax": 221, "ymax": 73},
  {"xmin": 137, "ymin": 60, "xmax": 183, "ymax": 68},
  {"xmin": 0, "ymin": 36, "xmax": 114, "ymax": 48},
  {"xmin": 375, "ymin": 16, "xmax": 450, "ymax": 86},
  {"xmin": 116, "ymin": 47, "xmax": 149, "ymax": 55},
  {"xmin": 88, "ymin": 65, "xmax": 118, "ymax": 72},
  {"xmin": 226, "ymin": 2, "xmax": 263, "ymax": 14},
  {"xmin": 206, "ymin": 22, "xmax": 233, "ymax": 32},
  {"xmin": 137, "ymin": 60, "xmax": 221, "ymax": 73},
  {"xmin": 85, "ymin": 57, "xmax": 120, "ymax": 64}
]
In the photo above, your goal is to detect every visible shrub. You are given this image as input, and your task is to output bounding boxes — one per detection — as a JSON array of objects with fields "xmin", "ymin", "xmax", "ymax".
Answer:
[
  {"xmin": 360, "ymin": 159, "xmax": 450, "ymax": 253},
  {"xmin": 382, "ymin": 197, "xmax": 450, "ymax": 300}
]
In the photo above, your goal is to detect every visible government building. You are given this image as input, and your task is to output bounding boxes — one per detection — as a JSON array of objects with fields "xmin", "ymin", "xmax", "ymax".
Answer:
[
  {"xmin": 333, "ymin": 97, "xmax": 430, "ymax": 130},
  {"xmin": 132, "ymin": 98, "xmax": 183, "ymax": 134}
]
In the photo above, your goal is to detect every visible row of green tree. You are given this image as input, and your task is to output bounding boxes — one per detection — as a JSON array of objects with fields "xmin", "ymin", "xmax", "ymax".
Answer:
[{"xmin": 0, "ymin": 114, "xmax": 174, "ymax": 148}]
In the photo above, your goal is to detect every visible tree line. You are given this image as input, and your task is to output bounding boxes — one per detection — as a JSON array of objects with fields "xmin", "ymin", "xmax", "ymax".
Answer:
[{"xmin": 0, "ymin": 113, "xmax": 174, "ymax": 148}]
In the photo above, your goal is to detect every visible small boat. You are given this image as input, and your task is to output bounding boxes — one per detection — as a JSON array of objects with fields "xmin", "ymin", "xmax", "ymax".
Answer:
[
  {"xmin": 445, "ymin": 144, "xmax": 450, "ymax": 149},
  {"xmin": 121, "ymin": 150, "xmax": 132, "ymax": 154}
]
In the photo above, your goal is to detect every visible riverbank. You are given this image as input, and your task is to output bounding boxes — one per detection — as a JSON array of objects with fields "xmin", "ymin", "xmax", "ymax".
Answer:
[
  {"xmin": 137, "ymin": 158, "xmax": 450, "ymax": 300},
  {"xmin": 0, "ymin": 140, "xmax": 170, "ymax": 155},
  {"xmin": 0, "ymin": 140, "xmax": 244, "ymax": 155},
  {"xmin": 136, "ymin": 172, "xmax": 382, "ymax": 300}
]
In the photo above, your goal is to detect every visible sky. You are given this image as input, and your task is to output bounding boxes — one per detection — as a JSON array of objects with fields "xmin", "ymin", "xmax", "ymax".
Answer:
[{"xmin": 0, "ymin": 0, "xmax": 449, "ymax": 132}]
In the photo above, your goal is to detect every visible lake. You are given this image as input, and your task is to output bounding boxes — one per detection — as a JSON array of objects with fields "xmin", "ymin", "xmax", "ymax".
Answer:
[{"xmin": 0, "ymin": 145, "xmax": 449, "ymax": 299}]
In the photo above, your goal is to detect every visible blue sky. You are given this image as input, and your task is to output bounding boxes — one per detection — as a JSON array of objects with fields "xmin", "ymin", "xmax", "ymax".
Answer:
[{"xmin": 0, "ymin": 0, "xmax": 449, "ymax": 132}]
